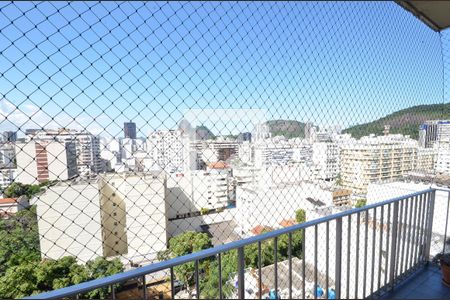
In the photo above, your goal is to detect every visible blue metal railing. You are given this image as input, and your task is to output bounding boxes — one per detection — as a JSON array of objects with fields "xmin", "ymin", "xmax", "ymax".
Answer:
[{"xmin": 27, "ymin": 187, "xmax": 450, "ymax": 299}]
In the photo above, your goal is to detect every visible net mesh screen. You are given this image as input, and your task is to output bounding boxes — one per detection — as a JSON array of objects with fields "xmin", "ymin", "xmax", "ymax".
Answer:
[{"xmin": 0, "ymin": 1, "xmax": 449, "ymax": 299}]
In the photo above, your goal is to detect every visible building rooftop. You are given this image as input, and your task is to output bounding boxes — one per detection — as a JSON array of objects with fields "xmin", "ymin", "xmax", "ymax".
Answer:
[{"xmin": 0, "ymin": 198, "xmax": 18, "ymax": 205}]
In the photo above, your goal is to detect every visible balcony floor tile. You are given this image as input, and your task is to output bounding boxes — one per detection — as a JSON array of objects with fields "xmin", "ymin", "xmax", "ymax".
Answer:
[{"xmin": 380, "ymin": 265, "xmax": 450, "ymax": 299}]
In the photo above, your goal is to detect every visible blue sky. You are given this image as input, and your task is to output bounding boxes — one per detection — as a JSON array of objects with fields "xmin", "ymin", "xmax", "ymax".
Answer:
[{"xmin": 0, "ymin": 1, "xmax": 447, "ymax": 138}]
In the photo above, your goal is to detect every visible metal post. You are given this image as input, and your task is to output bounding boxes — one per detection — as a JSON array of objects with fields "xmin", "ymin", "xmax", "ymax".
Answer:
[
  {"xmin": 258, "ymin": 242, "xmax": 262, "ymax": 299},
  {"xmin": 218, "ymin": 254, "xmax": 223, "ymax": 300},
  {"xmin": 347, "ymin": 215, "xmax": 351, "ymax": 299},
  {"xmin": 274, "ymin": 237, "xmax": 278, "ymax": 298},
  {"xmin": 142, "ymin": 275, "xmax": 148, "ymax": 300},
  {"xmin": 335, "ymin": 217, "xmax": 342, "ymax": 299},
  {"xmin": 170, "ymin": 267, "xmax": 175, "ymax": 300},
  {"xmin": 238, "ymin": 247, "xmax": 245, "ymax": 299},
  {"xmin": 355, "ymin": 212, "xmax": 360, "ymax": 299},
  {"xmin": 389, "ymin": 202, "xmax": 399, "ymax": 290},
  {"xmin": 314, "ymin": 225, "xmax": 318, "ymax": 300},
  {"xmin": 326, "ymin": 221, "xmax": 329, "ymax": 300},
  {"xmin": 443, "ymin": 192, "xmax": 450, "ymax": 254},
  {"xmin": 371, "ymin": 208, "xmax": 376, "ymax": 297},
  {"xmin": 195, "ymin": 260, "xmax": 200, "ymax": 299},
  {"xmin": 288, "ymin": 233, "xmax": 292, "ymax": 299},
  {"xmin": 384, "ymin": 204, "xmax": 391, "ymax": 290},
  {"xmin": 424, "ymin": 190, "xmax": 436, "ymax": 262},
  {"xmin": 302, "ymin": 229, "xmax": 306, "ymax": 299}
]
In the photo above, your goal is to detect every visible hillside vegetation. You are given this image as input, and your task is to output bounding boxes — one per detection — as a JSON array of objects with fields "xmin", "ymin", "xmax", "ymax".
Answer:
[{"xmin": 343, "ymin": 103, "xmax": 450, "ymax": 139}]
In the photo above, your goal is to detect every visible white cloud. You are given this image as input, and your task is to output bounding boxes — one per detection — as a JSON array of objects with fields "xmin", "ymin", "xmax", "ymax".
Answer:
[{"xmin": 0, "ymin": 98, "xmax": 111, "ymax": 137}]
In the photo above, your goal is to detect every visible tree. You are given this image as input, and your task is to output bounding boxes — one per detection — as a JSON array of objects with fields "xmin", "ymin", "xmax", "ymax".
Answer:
[
  {"xmin": 0, "ymin": 262, "xmax": 39, "ymax": 299},
  {"xmin": 355, "ymin": 199, "xmax": 367, "ymax": 208},
  {"xmin": 0, "ymin": 256, "xmax": 123, "ymax": 299},
  {"xmin": 0, "ymin": 206, "xmax": 40, "ymax": 275},
  {"xmin": 83, "ymin": 257, "xmax": 124, "ymax": 299},
  {"xmin": 278, "ymin": 231, "xmax": 303, "ymax": 259},
  {"xmin": 200, "ymin": 251, "xmax": 237, "ymax": 299},
  {"xmin": 167, "ymin": 232, "xmax": 212, "ymax": 294},
  {"xmin": 295, "ymin": 209, "xmax": 306, "ymax": 224},
  {"xmin": 3, "ymin": 182, "xmax": 43, "ymax": 199}
]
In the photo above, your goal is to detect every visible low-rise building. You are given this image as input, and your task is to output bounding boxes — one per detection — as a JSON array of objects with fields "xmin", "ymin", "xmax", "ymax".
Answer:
[
  {"xmin": 36, "ymin": 172, "xmax": 167, "ymax": 265},
  {"xmin": 0, "ymin": 196, "xmax": 29, "ymax": 218},
  {"xmin": 166, "ymin": 170, "xmax": 230, "ymax": 219}
]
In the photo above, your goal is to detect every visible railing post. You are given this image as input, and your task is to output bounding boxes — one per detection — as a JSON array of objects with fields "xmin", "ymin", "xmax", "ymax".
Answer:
[
  {"xmin": 389, "ymin": 201, "xmax": 399, "ymax": 290},
  {"xmin": 238, "ymin": 247, "xmax": 245, "ymax": 299},
  {"xmin": 443, "ymin": 192, "xmax": 450, "ymax": 254},
  {"xmin": 335, "ymin": 217, "xmax": 342, "ymax": 299},
  {"xmin": 424, "ymin": 190, "xmax": 436, "ymax": 262}
]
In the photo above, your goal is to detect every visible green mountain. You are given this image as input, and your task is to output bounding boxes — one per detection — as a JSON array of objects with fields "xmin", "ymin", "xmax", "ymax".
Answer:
[
  {"xmin": 265, "ymin": 120, "xmax": 306, "ymax": 139},
  {"xmin": 343, "ymin": 103, "xmax": 450, "ymax": 140}
]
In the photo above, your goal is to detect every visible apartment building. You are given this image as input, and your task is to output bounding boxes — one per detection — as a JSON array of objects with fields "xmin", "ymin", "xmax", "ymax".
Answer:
[
  {"xmin": 124, "ymin": 122, "xmax": 137, "ymax": 139},
  {"xmin": 312, "ymin": 142, "xmax": 340, "ymax": 180},
  {"xmin": 147, "ymin": 130, "xmax": 196, "ymax": 172},
  {"xmin": 418, "ymin": 120, "xmax": 449, "ymax": 148},
  {"xmin": 340, "ymin": 135, "xmax": 417, "ymax": 195},
  {"xmin": 200, "ymin": 139, "xmax": 239, "ymax": 164},
  {"xmin": 415, "ymin": 147, "xmax": 437, "ymax": 173},
  {"xmin": 253, "ymin": 138, "xmax": 294, "ymax": 167},
  {"xmin": 435, "ymin": 121, "xmax": 450, "ymax": 174},
  {"xmin": 27, "ymin": 129, "xmax": 103, "ymax": 176},
  {"xmin": 166, "ymin": 170, "xmax": 229, "ymax": 219},
  {"xmin": 0, "ymin": 142, "xmax": 15, "ymax": 168},
  {"xmin": 367, "ymin": 181, "xmax": 449, "ymax": 257},
  {"xmin": 15, "ymin": 140, "xmax": 78, "ymax": 184},
  {"xmin": 36, "ymin": 172, "xmax": 167, "ymax": 265},
  {"xmin": 1, "ymin": 131, "xmax": 17, "ymax": 142},
  {"xmin": 0, "ymin": 168, "xmax": 15, "ymax": 191},
  {"xmin": 235, "ymin": 181, "xmax": 335, "ymax": 236}
]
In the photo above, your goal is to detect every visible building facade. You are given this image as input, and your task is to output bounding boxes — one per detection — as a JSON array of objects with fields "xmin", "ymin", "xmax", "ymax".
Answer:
[
  {"xmin": 147, "ymin": 130, "xmax": 196, "ymax": 172},
  {"xmin": 15, "ymin": 140, "xmax": 78, "ymax": 184},
  {"xmin": 27, "ymin": 129, "xmax": 103, "ymax": 176},
  {"xmin": 124, "ymin": 122, "xmax": 137, "ymax": 139},
  {"xmin": 340, "ymin": 135, "xmax": 417, "ymax": 195},
  {"xmin": 36, "ymin": 172, "xmax": 167, "ymax": 265}
]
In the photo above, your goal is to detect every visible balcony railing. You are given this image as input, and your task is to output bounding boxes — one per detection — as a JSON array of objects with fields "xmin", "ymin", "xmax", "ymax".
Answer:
[{"xmin": 26, "ymin": 187, "xmax": 450, "ymax": 299}]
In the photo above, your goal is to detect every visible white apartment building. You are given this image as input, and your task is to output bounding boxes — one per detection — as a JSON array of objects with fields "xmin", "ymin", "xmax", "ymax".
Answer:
[
  {"xmin": 28, "ymin": 129, "xmax": 103, "ymax": 176},
  {"xmin": 305, "ymin": 206, "xmax": 386, "ymax": 299},
  {"xmin": 36, "ymin": 172, "xmax": 167, "ymax": 265},
  {"xmin": 251, "ymin": 137, "xmax": 315, "ymax": 168},
  {"xmin": 435, "ymin": 121, "xmax": 450, "ymax": 174},
  {"xmin": 15, "ymin": 140, "xmax": 78, "ymax": 184},
  {"xmin": 121, "ymin": 137, "xmax": 146, "ymax": 160},
  {"xmin": 147, "ymin": 130, "xmax": 196, "ymax": 172},
  {"xmin": 238, "ymin": 141, "xmax": 253, "ymax": 163},
  {"xmin": 0, "ymin": 168, "xmax": 15, "ymax": 190},
  {"xmin": 253, "ymin": 138, "xmax": 294, "ymax": 167},
  {"xmin": 415, "ymin": 147, "xmax": 437, "ymax": 173},
  {"xmin": 166, "ymin": 170, "xmax": 229, "ymax": 219},
  {"xmin": 252, "ymin": 123, "xmax": 271, "ymax": 142},
  {"xmin": 340, "ymin": 135, "xmax": 417, "ymax": 195},
  {"xmin": 0, "ymin": 142, "xmax": 15, "ymax": 168},
  {"xmin": 367, "ymin": 181, "xmax": 449, "ymax": 257},
  {"xmin": 312, "ymin": 142, "xmax": 340, "ymax": 180},
  {"xmin": 235, "ymin": 181, "xmax": 336, "ymax": 236},
  {"xmin": 199, "ymin": 139, "xmax": 238, "ymax": 164}
]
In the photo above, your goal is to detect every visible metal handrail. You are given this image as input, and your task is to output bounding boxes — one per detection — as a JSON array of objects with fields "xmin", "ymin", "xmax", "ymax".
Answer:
[{"xmin": 26, "ymin": 188, "xmax": 436, "ymax": 299}]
